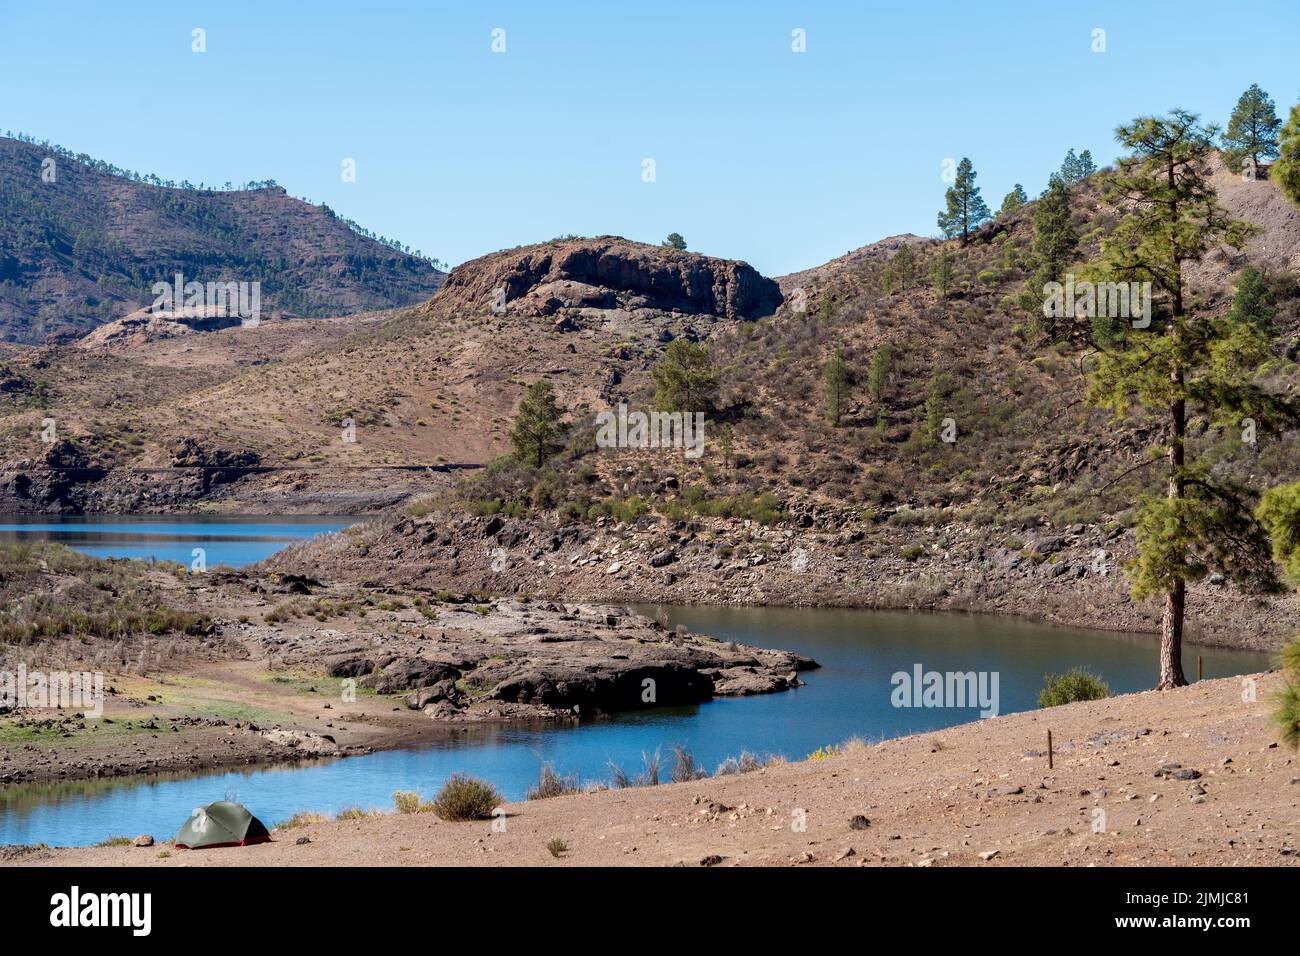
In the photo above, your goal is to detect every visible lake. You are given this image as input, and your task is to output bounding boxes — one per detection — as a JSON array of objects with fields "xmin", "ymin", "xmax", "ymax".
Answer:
[
  {"xmin": 0, "ymin": 514, "xmax": 356, "ymax": 568},
  {"xmin": 0, "ymin": 596, "xmax": 1271, "ymax": 846}
]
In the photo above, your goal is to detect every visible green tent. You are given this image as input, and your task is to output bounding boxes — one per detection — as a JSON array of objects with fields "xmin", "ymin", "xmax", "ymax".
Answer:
[{"xmin": 175, "ymin": 801, "xmax": 272, "ymax": 850}]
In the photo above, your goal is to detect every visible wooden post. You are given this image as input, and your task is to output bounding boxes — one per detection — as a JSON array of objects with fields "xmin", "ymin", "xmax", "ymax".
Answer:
[
  {"xmin": 1047, "ymin": 729, "xmax": 1054, "ymax": 770},
  {"xmin": 1197, "ymin": 655, "xmax": 1203, "ymax": 682}
]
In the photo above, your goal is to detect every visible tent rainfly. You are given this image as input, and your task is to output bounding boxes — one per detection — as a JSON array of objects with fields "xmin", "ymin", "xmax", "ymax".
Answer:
[{"xmin": 175, "ymin": 801, "xmax": 272, "ymax": 850}]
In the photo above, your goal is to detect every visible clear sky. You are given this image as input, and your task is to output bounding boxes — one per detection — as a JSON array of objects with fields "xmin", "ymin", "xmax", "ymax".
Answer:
[{"xmin": 2, "ymin": 0, "xmax": 1297, "ymax": 276}]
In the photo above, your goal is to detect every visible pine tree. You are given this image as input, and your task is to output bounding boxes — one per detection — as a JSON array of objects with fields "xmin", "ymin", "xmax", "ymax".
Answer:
[
  {"xmin": 937, "ymin": 158, "xmax": 990, "ymax": 244},
  {"xmin": 662, "ymin": 232, "xmax": 687, "ymax": 251},
  {"xmin": 1221, "ymin": 84, "xmax": 1282, "ymax": 171},
  {"xmin": 1059, "ymin": 148, "xmax": 1083, "ymax": 184},
  {"xmin": 651, "ymin": 339, "xmax": 718, "ymax": 413},
  {"xmin": 880, "ymin": 244, "xmax": 917, "ymax": 292},
  {"xmin": 1032, "ymin": 175, "xmax": 1077, "ymax": 279},
  {"xmin": 929, "ymin": 250, "xmax": 955, "ymax": 297},
  {"xmin": 823, "ymin": 347, "xmax": 850, "ymax": 426},
  {"xmin": 510, "ymin": 380, "xmax": 564, "ymax": 468},
  {"xmin": 1018, "ymin": 175, "xmax": 1078, "ymax": 335},
  {"xmin": 867, "ymin": 344, "xmax": 893, "ymax": 398},
  {"xmin": 1225, "ymin": 266, "xmax": 1276, "ymax": 334},
  {"xmin": 998, "ymin": 184, "xmax": 1028, "ymax": 217},
  {"xmin": 1273, "ymin": 102, "xmax": 1300, "ymax": 206},
  {"xmin": 1077, "ymin": 150, "xmax": 1098, "ymax": 178},
  {"xmin": 1082, "ymin": 110, "xmax": 1298, "ymax": 689},
  {"xmin": 923, "ymin": 394, "xmax": 944, "ymax": 440}
]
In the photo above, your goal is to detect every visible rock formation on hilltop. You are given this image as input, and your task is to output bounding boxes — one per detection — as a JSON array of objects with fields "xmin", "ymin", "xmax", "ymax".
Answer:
[{"xmin": 433, "ymin": 236, "xmax": 782, "ymax": 322}]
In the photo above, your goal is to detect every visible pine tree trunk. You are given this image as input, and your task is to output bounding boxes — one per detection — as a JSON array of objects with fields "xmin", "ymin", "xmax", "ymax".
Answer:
[
  {"xmin": 1158, "ymin": 157, "xmax": 1190, "ymax": 691},
  {"xmin": 1158, "ymin": 392, "xmax": 1189, "ymax": 689},
  {"xmin": 1158, "ymin": 577, "xmax": 1187, "ymax": 688}
]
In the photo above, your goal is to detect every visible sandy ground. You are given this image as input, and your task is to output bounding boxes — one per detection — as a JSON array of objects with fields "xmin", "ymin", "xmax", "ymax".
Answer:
[{"xmin": 14, "ymin": 671, "xmax": 1298, "ymax": 867}]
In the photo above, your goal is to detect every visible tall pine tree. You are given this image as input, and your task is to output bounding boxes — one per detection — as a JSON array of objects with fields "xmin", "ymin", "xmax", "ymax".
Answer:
[
  {"xmin": 937, "ymin": 158, "xmax": 990, "ymax": 244},
  {"xmin": 1221, "ymin": 84, "xmax": 1282, "ymax": 171},
  {"xmin": 1081, "ymin": 110, "xmax": 1298, "ymax": 689}
]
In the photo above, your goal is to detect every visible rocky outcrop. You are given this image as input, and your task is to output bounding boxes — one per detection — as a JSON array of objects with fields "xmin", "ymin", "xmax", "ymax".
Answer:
[
  {"xmin": 75, "ymin": 305, "xmax": 247, "ymax": 350},
  {"xmin": 433, "ymin": 236, "xmax": 782, "ymax": 321},
  {"xmin": 295, "ymin": 600, "xmax": 815, "ymax": 723}
]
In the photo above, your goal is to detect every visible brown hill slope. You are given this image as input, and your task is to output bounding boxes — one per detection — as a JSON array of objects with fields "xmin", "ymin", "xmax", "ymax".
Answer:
[
  {"xmin": 1, "ymin": 162, "xmax": 1295, "ymax": 526},
  {"xmin": 0, "ymin": 240, "xmax": 780, "ymax": 512}
]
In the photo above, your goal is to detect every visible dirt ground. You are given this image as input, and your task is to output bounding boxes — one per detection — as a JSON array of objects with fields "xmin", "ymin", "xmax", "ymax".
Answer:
[{"xmin": 16, "ymin": 671, "xmax": 1297, "ymax": 867}]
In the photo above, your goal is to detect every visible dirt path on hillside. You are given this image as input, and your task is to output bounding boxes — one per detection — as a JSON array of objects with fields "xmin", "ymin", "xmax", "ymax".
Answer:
[{"xmin": 17, "ymin": 672, "xmax": 1297, "ymax": 867}]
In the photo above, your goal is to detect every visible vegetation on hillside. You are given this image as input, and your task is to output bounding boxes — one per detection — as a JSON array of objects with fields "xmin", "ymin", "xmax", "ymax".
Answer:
[{"xmin": 0, "ymin": 133, "xmax": 444, "ymax": 342}]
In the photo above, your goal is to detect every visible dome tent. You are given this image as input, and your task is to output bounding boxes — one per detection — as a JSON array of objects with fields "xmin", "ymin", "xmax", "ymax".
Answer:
[{"xmin": 175, "ymin": 801, "xmax": 272, "ymax": 849}]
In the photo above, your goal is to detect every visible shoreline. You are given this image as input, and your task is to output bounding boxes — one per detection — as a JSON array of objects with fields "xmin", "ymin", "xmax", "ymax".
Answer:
[{"xmin": 13, "ymin": 672, "xmax": 1297, "ymax": 866}]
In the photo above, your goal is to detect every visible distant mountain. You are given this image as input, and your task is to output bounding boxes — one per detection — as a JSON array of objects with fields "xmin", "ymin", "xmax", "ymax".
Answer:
[{"xmin": 0, "ymin": 134, "xmax": 446, "ymax": 343}]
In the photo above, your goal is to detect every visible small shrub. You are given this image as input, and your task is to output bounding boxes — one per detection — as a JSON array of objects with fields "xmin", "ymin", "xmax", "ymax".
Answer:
[
  {"xmin": 546, "ymin": 837, "xmax": 568, "ymax": 858},
  {"xmin": 1037, "ymin": 668, "xmax": 1110, "ymax": 708},
  {"xmin": 714, "ymin": 751, "xmax": 767, "ymax": 775},
  {"xmin": 526, "ymin": 763, "xmax": 582, "ymax": 800},
  {"xmin": 806, "ymin": 744, "xmax": 841, "ymax": 761},
  {"xmin": 608, "ymin": 748, "xmax": 662, "ymax": 788},
  {"xmin": 334, "ymin": 806, "xmax": 377, "ymax": 821},
  {"xmin": 670, "ymin": 744, "xmax": 708, "ymax": 782},
  {"xmin": 275, "ymin": 811, "xmax": 329, "ymax": 830},
  {"xmin": 94, "ymin": 836, "xmax": 132, "ymax": 848},
  {"xmin": 393, "ymin": 790, "xmax": 434, "ymax": 814},
  {"xmin": 432, "ymin": 773, "xmax": 503, "ymax": 821}
]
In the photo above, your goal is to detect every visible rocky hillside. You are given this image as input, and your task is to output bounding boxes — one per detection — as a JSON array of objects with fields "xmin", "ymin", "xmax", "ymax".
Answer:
[
  {"xmin": 0, "ymin": 135, "xmax": 445, "ymax": 343},
  {"xmin": 259, "ymin": 157, "xmax": 1300, "ymax": 642},
  {"xmin": 0, "ymin": 159, "xmax": 1295, "ymax": 543},
  {"xmin": 0, "ymin": 240, "xmax": 782, "ymax": 513}
]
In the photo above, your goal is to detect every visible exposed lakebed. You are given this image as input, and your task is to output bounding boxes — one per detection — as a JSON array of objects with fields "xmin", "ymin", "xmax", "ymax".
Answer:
[{"xmin": 0, "ymin": 531, "xmax": 1271, "ymax": 847}]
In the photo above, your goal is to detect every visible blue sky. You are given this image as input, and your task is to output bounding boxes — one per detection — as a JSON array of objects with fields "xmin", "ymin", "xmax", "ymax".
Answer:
[{"xmin": 2, "ymin": 0, "xmax": 1297, "ymax": 276}]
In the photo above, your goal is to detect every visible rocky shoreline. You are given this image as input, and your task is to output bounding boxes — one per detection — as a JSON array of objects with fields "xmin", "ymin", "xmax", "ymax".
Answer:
[
  {"xmin": 268, "ymin": 508, "xmax": 1300, "ymax": 653},
  {"xmin": 0, "ymin": 568, "xmax": 815, "ymax": 786}
]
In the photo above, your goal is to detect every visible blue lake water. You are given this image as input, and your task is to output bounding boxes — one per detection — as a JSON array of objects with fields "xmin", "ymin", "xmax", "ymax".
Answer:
[
  {"xmin": 0, "ymin": 514, "xmax": 355, "ymax": 568},
  {"xmin": 0, "ymin": 597, "xmax": 1271, "ymax": 847}
]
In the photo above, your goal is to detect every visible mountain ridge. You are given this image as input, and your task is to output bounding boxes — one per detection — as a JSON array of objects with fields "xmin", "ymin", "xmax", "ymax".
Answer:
[{"xmin": 0, "ymin": 134, "xmax": 446, "ymax": 343}]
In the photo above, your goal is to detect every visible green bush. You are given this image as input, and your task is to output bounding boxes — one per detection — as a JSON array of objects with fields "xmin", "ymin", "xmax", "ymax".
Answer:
[
  {"xmin": 1274, "ymin": 640, "xmax": 1300, "ymax": 749},
  {"xmin": 1037, "ymin": 668, "xmax": 1110, "ymax": 708},
  {"xmin": 432, "ymin": 773, "xmax": 503, "ymax": 821}
]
